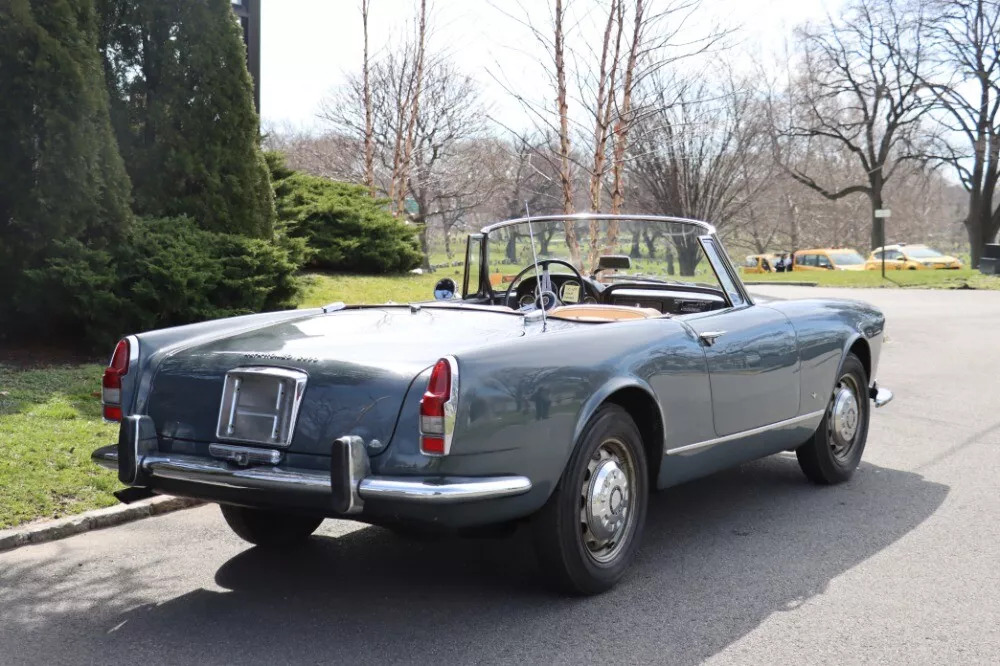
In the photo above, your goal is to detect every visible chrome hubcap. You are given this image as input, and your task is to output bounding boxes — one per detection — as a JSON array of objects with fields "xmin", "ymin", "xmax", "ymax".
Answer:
[
  {"xmin": 832, "ymin": 385, "xmax": 859, "ymax": 441},
  {"xmin": 581, "ymin": 439, "xmax": 636, "ymax": 563},
  {"xmin": 827, "ymin": 375, "xmax": 862, "ymax": 460}
]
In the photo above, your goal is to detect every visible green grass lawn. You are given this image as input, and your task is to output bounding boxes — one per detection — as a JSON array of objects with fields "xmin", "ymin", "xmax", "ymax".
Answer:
[
  {"xmin": 744, "ymin": 267, "xmax": 1000, "ymax": 290},
  {"xmin": 0, "ymin": 364, "xmax": 120, "ymax": 529},
  {"xmin": 3, "ymin": 263, "xmax": 998, "ymax": 529},
  {"xmin": 298, "ymin": 271, "xmax": 452, "ymax": 307}
]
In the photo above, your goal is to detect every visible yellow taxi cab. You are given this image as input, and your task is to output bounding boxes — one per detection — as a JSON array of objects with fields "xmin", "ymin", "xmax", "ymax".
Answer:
[
  {"xmin": 792, "ymin": 248, "xmax": 867, "ymax": 271},
  {"xmin": 740, "ymin": 254, "xmax": 775, "ymax": 274},
  {"xmin": 865, "ymin": 244, "xmax": 963, "ymax": 270}
]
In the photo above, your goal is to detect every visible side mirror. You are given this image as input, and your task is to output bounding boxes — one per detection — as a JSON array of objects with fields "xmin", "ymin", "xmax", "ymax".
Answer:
[{"xmin": 433, "ymin": 277, "xmax": 458, "ymax": 300}]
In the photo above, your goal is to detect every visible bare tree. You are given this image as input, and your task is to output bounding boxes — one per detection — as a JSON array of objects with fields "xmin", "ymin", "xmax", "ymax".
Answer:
[
  {"xmin": 362, "ymin": 0, "xmax": 375, "ymax": 196},
  {"xmin": 921, "ymin": 0, "xmax": 1000, "ymax": 264},
  {"xmin": 631, "ymin": 76, "xmax": 774, "ymax": 274},
  {"xmin": 772, "ymin": 0, "xmax": 933, "ymax": 250},
  {"xmin": 322, "ymin": 51, "xmax": 488, "ymax": 268},
  {"xmin": 397, "ymin": 0, "xmax": 428, "ymax": 215}
]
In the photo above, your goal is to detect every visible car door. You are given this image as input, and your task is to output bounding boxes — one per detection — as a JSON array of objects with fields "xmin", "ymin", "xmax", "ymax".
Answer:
[
  {"xmin": 681, "ymin": 238, "xmax": 801, "ymax": 437},
  {"xmin": 884, "ymin": 249, "xmax": 906, "ymax": 270}
]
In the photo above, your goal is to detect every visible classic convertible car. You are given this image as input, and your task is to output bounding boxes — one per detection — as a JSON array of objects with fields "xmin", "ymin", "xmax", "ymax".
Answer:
[{"xmin": 92, "ymin": 214, "xmax": 892, "ymax": 594}]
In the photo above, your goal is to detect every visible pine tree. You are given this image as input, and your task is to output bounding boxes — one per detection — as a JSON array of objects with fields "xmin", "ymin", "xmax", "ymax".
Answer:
[
  {"xmin": 0, "ymin": 0, "xmax": 132, "ymax": 284},
  {"xmin": 98, "ymin": 0, "xmax": 274, "ymax": 238}
]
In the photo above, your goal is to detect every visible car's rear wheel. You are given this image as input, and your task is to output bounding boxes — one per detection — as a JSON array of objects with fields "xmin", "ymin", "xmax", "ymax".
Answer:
[
  {"xmin": 219, "ymin": 504, "xmax": 323, "ymax": 546},
  {"xmin": 531, "ymin": 404, "xmax": 648, "ymax": 595},
  {"xmin": 796, "ymin": 353, "xmax": 869, "ymax": 484}
]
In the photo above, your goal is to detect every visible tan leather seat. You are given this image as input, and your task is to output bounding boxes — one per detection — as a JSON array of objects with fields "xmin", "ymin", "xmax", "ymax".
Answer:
[{"xmin": 549, "ymin": 304, "xmax": 661, "ymax": 321}]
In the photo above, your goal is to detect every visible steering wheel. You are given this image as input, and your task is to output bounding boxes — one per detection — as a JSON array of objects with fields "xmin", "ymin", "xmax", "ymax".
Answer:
[{"xmin": 503, "ymin": 259, "xmax": 587, "ymax": 311}]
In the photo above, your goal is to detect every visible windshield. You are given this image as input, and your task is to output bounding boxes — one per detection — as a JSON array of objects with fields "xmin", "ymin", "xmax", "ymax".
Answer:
[
  {"xmin": 829, "ymin": 251, "xmax": 865, "ymax": 265},
  {"xmin": 483, "ymin": 217, "xmax": 722, "ymax": 288},
  {"xmin": 904, "ymin": 246, "xmax": 944, "ymax": 259}
]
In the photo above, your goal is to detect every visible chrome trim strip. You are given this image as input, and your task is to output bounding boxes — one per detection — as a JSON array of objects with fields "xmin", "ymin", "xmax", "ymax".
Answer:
[
  {"xmin": 358, "ymin": 476, "xmax": 532, "ymax": 503},
  {"xmin": 130, "ymin": 452, "xmax": 530, "ymax": 504},
  {"xmin": 479, "ymin": 213, "xmax": 717, "ymax": 236},
  {"xmin": 666, "ymin": 410, "xmax": 826, "ymax": 456},
  {"xmin": 91, "ymin": 444, "xmax": 119, "ymax": 471}
]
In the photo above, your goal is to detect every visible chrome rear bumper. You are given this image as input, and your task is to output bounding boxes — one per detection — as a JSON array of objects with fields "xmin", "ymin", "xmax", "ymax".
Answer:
[{"xmin": 91, "ymin": 445, "xmax": 531, "ymax": 508}]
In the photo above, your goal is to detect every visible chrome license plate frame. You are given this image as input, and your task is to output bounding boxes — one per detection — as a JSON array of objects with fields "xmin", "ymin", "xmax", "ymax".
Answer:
[{"xmin": 215, "ymin": 367, "xmax": 308, "ymax": 447}]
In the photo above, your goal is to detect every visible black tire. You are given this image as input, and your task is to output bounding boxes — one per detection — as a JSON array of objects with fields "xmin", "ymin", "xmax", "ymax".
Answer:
[
  {"xmin": 219, "ymin": 504, "xmax": 323, "ymax": 546},
  {"xmin": 796, "ymin": 353, "xmax": 870, "ymax": 485},
  {"xmin": 531, "ymin": 404, "xmax": 648, "ymax": 595}
]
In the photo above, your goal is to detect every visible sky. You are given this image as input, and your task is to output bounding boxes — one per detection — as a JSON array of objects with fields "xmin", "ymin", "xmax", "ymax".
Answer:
[{"xmin": 259, "ymin": 0, "xmax": 839, "ymax": 134}]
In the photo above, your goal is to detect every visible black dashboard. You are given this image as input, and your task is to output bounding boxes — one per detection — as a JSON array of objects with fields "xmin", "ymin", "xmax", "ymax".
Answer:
[
  {"xmin": 505, "ymin": 276, "xmax": 727, "ymax": 315},
  {"xmin": 603, "ymin": 286, "xmax": 726, "ymax": 315}
]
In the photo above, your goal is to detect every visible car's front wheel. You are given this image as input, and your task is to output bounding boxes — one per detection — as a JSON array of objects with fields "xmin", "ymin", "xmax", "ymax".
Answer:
[
  {"xmin": 796, "ymin": 353, "xmax": 870, "ymax": 484},
  {"xmin": 219, "ymin": 504, "xmax": 324, "ymax": 546},
  {"xmin": 531, "ymin": 404, "xmax": 648, "ymax": 595}
]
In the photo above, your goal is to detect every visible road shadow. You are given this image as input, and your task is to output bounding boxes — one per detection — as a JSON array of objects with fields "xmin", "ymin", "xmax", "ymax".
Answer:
[{"xmin": 1, "ymin": 456, "xmax": 947, "ymax": 665}]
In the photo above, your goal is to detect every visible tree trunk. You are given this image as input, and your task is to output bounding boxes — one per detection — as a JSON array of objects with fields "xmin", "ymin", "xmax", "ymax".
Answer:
[
  {"xmin": 361, "ymin": 0, "xmax": 374, "ymax": 196},
  {"xmin": 506, "ymin": 231, "xmax": 518, "ymax": 263},
  {"xmin": 398, "ymin": 0, "xmax": 428, "ymax": 215},
  {"xmin": 676, "ymin": 241, "xmax": 700, "ymax": 276},
  {"xmin": 540, "ymin": 229, "xmax": 553, "ymax": 255},
  {"xmin": 664, "ymin": 247, "xmax": 675, "ymax": 275},
  {"xmin": 642, "ymin": 229, "xmax": 656, "ymax": 258},
  {"xmin": 554, "ymin": 0, "xmax": 581, "ymax": 268},
  {"xmin": 417, "ymin": 222, "xmax": 431, "ymax": 271},
  {"xmin": 629, "ymin": 228, "xmax": 641, "ymax": 258}
]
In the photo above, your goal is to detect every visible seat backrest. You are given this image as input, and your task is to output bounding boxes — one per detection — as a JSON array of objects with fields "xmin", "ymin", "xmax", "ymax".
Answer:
[{"xmin": 549, "ymin": 304, "xmax": 661, "ymax": 321}]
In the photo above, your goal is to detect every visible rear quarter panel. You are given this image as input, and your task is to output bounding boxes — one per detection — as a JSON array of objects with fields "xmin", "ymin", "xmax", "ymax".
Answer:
[{"xmin": 374, "ymin": 317, "xmax": 713, "ymax": 507}]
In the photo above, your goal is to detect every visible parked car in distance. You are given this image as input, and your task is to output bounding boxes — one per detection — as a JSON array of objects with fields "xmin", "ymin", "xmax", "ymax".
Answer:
[
  {"xmin": 91, "ymin": 214, "xmax": 893, "ymax": 595},
  {"xmin": 793, "ymin": 248, "xmax": 867, "ymax": 271},
  {"xmin": 865, "ymin": 243, "xmax": 963, "ymax": 270},
  {"xmin": 740, "ymin": 254, "xmax": 774, "ymax": 274}
]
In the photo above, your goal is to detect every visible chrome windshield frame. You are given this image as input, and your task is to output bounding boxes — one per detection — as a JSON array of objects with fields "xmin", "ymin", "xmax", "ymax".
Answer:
[{"xmin": 470, "ymin": 214, "xmax": 746, "ymax": 306}]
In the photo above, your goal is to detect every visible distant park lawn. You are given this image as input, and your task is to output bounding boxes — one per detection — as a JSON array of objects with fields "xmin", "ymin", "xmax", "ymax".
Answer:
[
  {"xmin": 744, "ymin": 267, "xmax": 1000, "ymax": 290},
  {"xmin": 4, "ymin": 263, "xmax": 999, "ymax": 529}
]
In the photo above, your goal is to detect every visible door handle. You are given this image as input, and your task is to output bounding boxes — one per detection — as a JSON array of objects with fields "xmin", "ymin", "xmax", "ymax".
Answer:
[{"xmin": 698, "ymin": 331, "xmax": 725, "ymax": 346}]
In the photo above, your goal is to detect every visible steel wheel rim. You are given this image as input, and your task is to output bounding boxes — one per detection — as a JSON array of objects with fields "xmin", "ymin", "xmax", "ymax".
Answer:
[
  {"xmin": 580, "ymin": 437, "xmax": 637, "ymax": 564},
  {"xmin": 827, "ymin": 373, "xmax": 861, "ymax": 462}
]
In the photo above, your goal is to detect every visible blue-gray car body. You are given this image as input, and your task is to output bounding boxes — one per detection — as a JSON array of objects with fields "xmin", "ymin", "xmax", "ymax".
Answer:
[{"xmin": 92, "ymin": 215, "xmax": 888, "ymax": 531}]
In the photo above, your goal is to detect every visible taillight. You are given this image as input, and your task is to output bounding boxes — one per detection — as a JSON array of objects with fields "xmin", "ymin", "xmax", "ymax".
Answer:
[
  {"xmin": 102, "ymin": 338, "xmax": 130, "ymax": 422},
  {"xmin": 419, "ymin": 357, "xmax": 458, "ymax": 455}
]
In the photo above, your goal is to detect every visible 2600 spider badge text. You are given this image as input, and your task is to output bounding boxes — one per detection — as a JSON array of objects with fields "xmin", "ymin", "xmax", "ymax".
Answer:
[{"xmin": 92, "ymin": 214, "xmax": 893, "ymax": 595}]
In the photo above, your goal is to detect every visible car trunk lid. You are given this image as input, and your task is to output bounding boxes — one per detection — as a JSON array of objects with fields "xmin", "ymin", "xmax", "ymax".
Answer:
[{"xmin": 144, "ymin": 306, "xmax": 531, "ymax": 456}]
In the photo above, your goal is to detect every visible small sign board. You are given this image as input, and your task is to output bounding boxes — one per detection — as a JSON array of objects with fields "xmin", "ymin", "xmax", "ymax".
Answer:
[{"xmin": 874, "ymin": 209, "xmax": 891, "ymax": 218}]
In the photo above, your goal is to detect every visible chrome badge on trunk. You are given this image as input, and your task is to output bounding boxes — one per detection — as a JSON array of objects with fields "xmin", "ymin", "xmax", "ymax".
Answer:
[{"xmin": 216, "ymin": 367, "xmax": 307, "ymax": 447}]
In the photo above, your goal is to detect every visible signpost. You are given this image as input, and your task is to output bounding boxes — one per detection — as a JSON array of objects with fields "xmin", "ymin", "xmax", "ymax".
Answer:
[
  {"xmin": 231, "ymin": 1, "xmax": 261, "ymax": 112},
  {"xmin": 875, "ymin": 209, "xmax": 891, "ymax": 278}
]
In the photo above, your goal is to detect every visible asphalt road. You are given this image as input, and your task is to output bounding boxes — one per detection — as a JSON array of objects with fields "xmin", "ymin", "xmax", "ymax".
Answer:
[{"xmin": 3, "ymin": 287, "xmax": 999, "ymax": 665}]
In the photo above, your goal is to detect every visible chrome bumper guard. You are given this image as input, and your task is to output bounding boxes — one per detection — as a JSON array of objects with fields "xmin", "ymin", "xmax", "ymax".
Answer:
[
  {"xmin": 870, "ymin": 383, "xmax": 894, "ymax": 408},
  {"xmin": 91, "ymin": 437, "xmax": 532, "ymax": 515}
]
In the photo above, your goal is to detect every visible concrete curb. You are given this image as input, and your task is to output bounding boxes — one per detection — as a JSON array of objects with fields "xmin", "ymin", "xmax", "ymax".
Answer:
[{"xmin": 0, "ymin": 496, "xmax": 204, "ymax": 554}]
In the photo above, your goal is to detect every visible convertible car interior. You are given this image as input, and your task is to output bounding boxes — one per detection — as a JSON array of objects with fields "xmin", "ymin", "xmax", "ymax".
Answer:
[{"xmin": 440, "ymin": 251, "xmax": 733, "ymax": 322}]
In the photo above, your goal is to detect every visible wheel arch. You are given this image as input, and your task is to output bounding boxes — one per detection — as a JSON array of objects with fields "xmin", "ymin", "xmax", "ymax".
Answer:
[
  {"xmin": 845, "ymin": 334, "xmax": 872, "ymax": 383},
  {"xmin": 572, "ymin": 378, "xmax": 664, "ymax": 489}
]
